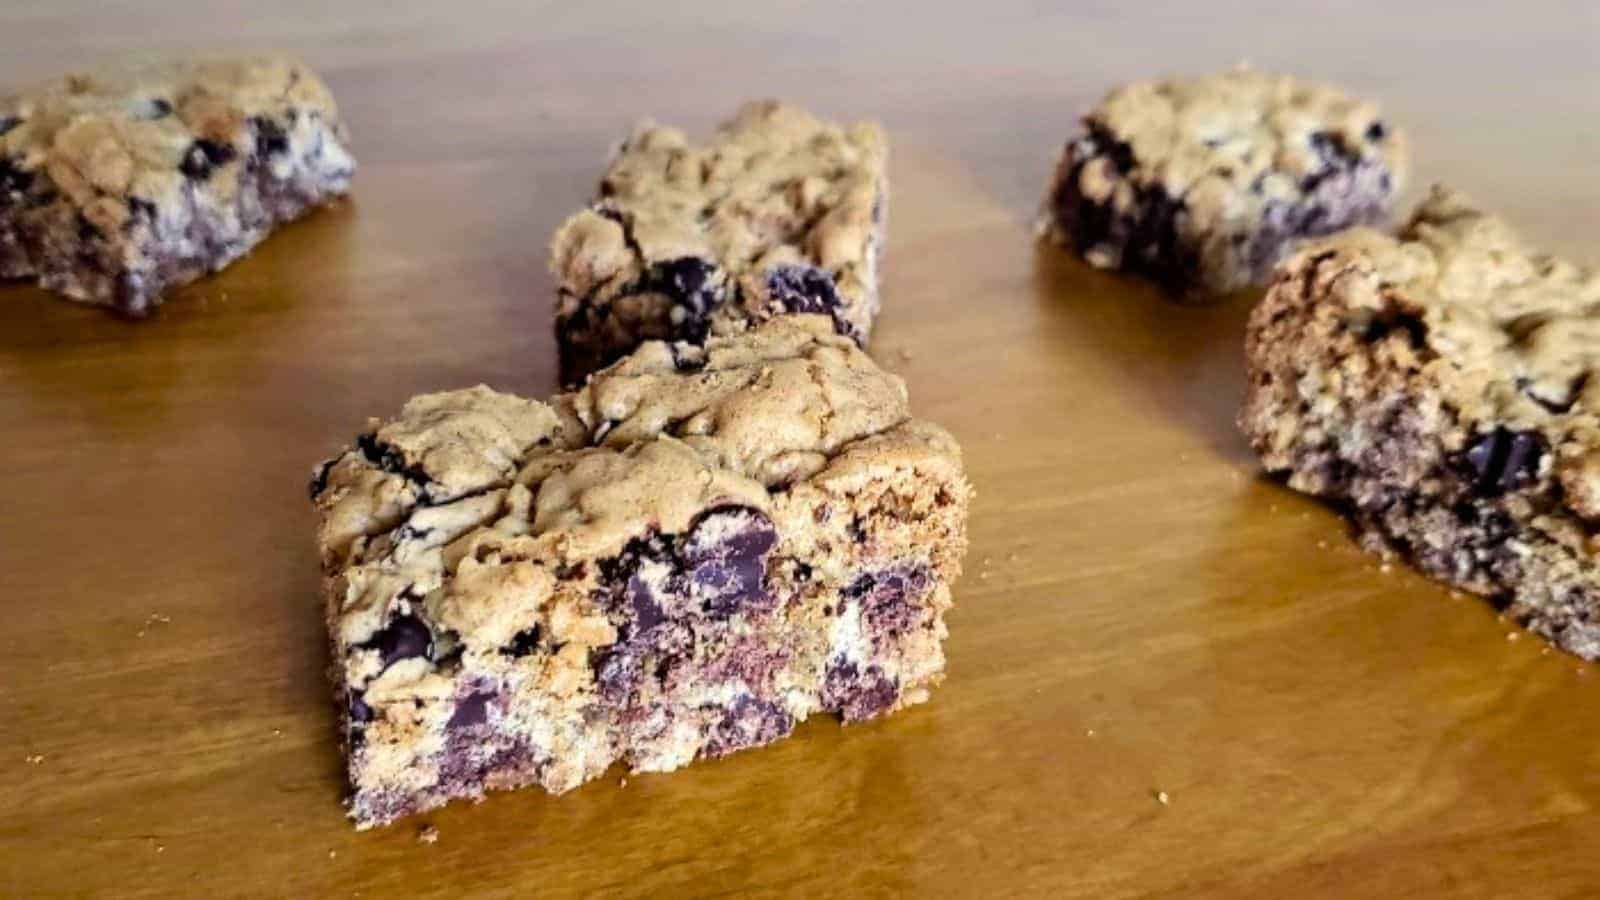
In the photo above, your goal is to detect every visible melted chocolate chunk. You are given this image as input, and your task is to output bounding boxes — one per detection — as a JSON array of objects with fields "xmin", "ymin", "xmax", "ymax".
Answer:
[
  {"xmin": 767, "ymin": 264, "xmax": 839, "ymax": 316},
  {"xmin": 308, "ymin": 456, "xmax": 339, "ymax": 500},
  {"xmin": 1365, "ymin": 121, "xmax": 1387, "ymax": 142},
  {"xmin": 682, "ymin": 506, "xmax": 778, "ymax": 617},
  {"xmin": 251, "ymin": 116, "xmax": 289, "ymax": 157},
  {"xmin": 448, "ymin": 690, "xmax": 494, "ymax": 729},
  {"xmin": 505, "ymin": 626, "xmax": 542, "ymax": 658},
  {"xmin": 627, "ymin": 572, "xmax": 666, "ymax": 632},
  {"xmin": 1459, "ymin": 428, "xmax": 1545, "ymax": 495},
  {"xmin": 1053, "ymin": 147, "xmax": 1197, "ymax": 293},
  {"xmin": 589, "ymin": 511, "xmax": 779, "ymax": 703},
  {"xmin": 599, "ymin": 534, "xmax": 679, "ymax": 624},
  {"xmin": 356, "ymin": 433, "xmax": 433, "ymax": 486},
  {"xmin": 766, "ymin": 264, "xmax": 859, "ymax": 343},
  {"xmin": 592, "ymin": 647, "xmax": 642, "ymax": 704},
  {"xmin": 348, "ymin": 692, "xmax": 374, "ymax": 724},
  {"xmin": 127, "ymin": 197, "xmax": 158, "ymax": 224},
  {"xmin": 0, "ymin": 115, "xmax": 20, "ymax": 136},
  {"xmin": 0, "ymin": 159, "xmax": 32, "ymax": 195},
  {"xmin": 646, "ymin": 257, "xmax": 725, "ymax": 344},
  {"xmin": 347, "ymin": 691, "xmax": 374, "ymax": 748},
  {"xmin": 1085, "ymin": 122, "xmax": 1137, "ymax": 173},
  {"xmin": 1301, "ymin": 131, "xmax": 1359, "ymax": 192},
  {"xmin": 179, "ymin": 139, "xmax": 237, "ymax": 181},
  {"xmin": 822, "ymin": 658, "xmax": 898, "ymax": 723},
  {"xmin": 1358, "ymin": 309, "xmax": 1428, "ymax": 349},
  {"xmin": 705, "ymin": 695, "xmax": 795, "ymax": 756},
  {"xmin": 845, "ymin": 563, "xmax": 934, "ymax": 637},
  {"xmin": 371, "ymin": 614, "xmax": 433, "ymax": 667}
]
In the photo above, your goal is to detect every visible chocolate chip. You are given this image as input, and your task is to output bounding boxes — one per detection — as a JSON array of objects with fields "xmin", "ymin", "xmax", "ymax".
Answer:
[
  {"xmin": 179, "ymin": 139, "xmax": 237, "ymax": 180},
  {"xmin": 76, "ymin": 215, "xmax": 100, "ymax": 242},
  {"xmin": 346, "ymin": 691, "xmax": 375, "ymax": 748},
  {"xmin": 251, "ymin": 116, "xmax": 289, "ymax": 157},
  {"xmin": 1128, "ymin": 185, "xmax": 1184, "ymax": 268},
  {"xmin": 372, "ymin": 614, "xmax": 433, "ymax": 666},
  {"xmin": 447, "ymin": 690, "xmax": 493, "ymax": 729},
  {"xmin": 1309, "ymin": 130, "xmax": 1346, "ymax": 159},
  {"xmin": 308, "ymin": 457, "xmax": 338, "ymax": 499},
  {"xmin": 0, "ymin": 159, "xmax": 31, "ymax": 194},
  {"xmin": 126, "ymin": 197, "xmax": 158, "ymax": 227},
  {"xmin": 1302, "ymin": 131, "xmax": 1358, "ymax": 192},
  {"xmin": 627, "ymin": 572, "xmax": 666, "ymax": 632},
  {"xmin": 592, "ymin": 648, "xmax": 641, "ymax": 703},
  {"xmin": 1086, "ymin": 122, "xmax": 1136, "ymax": 173},
  {"xmin": 1365, "ymin": 121, "xmax": 1387, "ymax": 142},
  {"xmin": 505, "ymin": 626, "xmax": 542, "ymax": 658},
  {"xmin": 822, "ymin": 658, "xmax": 898, "ymax": 723},
  {"xmin": 767, "ymin": 264, "xmax": 840, "ymax": 316},
  {"xmin": 1460, "ymin": 428, "xmax": 1545, "ymax": 495},
  {"xmin": 766, "ymin": 264, "xmax": 860, "ymax": 343},
  {"xmin": 705, "ymin": 695, "xmax": 794, "ymax": 756},
  {"xmin": 356, "ymin": 433, "xmax": 433, "ymax": 486},
  {"xmin": 1358, "ymin": 310, "xmax": 1428, "ymax": 349},
  {"xmin": 0, "ymin": 115, "xmax": 19, "ymax": 136},
  {"xmin": 683, "ymin": 506, "xmax": 778, "ymax": 617},
  {"xmin": 646, "ymin": 257, "xmax": 724, "ymax": 344},
  {"xmin": 845, "ymin": 564, "xmax": 934, "ymax": 637}
]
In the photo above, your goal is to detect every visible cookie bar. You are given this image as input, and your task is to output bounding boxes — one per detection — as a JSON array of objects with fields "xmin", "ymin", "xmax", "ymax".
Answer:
[
  {"xmin": 550, "ymin": 100, "xmax": 886, "ymax": 383},
  {"xmin": 311, "ymin": 316, "xmax": 970, "ymax": 828},
  {"xmin": 1041, "ymin": 67, "xmax": 1407, "ymax": 298},
  {"xmin": 1241, "ymin": 186, "xmax": 1600, "ymax": 658},
  {"xmin": 0, "ymin": 56, "xmax": 354, "ymax": 316}
]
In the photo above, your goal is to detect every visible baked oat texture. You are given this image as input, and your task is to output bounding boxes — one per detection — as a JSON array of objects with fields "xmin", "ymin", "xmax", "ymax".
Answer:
[
  {"xmin": 311, "ymin": 316, "xmax": 970, "ymax": 828},
  {"xmin": 1042, "ymin": 66, "xmax": 1407, "ymax": 298},
  {"xmin": 550, "ymin": 99, "xmax": 887, "ymax": 383},
  {"xmin": 1241, "ymin": 186, "xmax": 1600, "ymax": 658},
  {"xmin": 0, "ymin": 56, "xmax": 354, "ymax": 315}
]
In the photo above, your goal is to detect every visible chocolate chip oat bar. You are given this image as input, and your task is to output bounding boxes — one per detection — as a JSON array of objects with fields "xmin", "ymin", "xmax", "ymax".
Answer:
[
  {"xmin": 1241, "ymin": 186, "xmax": 1600, "ymax": 658},
  {"xmin": 1041, "ymin": 67, "xmax": 1407, "ymax": 298},
  {"xmin": 0, "ymin": 56, "xmax": 354, "ymax": 316},
  {"xmin": 550, "ymin": 100, "xmax": 886, "ymax": 383},
  {"xmin": 311, "ymin": 316, "xmax": 969, "ymax": 828}
]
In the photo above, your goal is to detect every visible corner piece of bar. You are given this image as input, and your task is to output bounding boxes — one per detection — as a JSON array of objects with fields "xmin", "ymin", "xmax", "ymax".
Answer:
[
  {"xmin": 0, "ymin": 56, "xmax": 355, "ymax": 316},
  {"xmin": 549, "ymin": 100, "xmax": 887, "ymax": 384},
  {"xmin": 1240, "ymin": 185, "xmax": 1600, "ymax": 658},
  {"xmin": 310, "ymin": 315, "xmax": 970, "ymax": 828}
]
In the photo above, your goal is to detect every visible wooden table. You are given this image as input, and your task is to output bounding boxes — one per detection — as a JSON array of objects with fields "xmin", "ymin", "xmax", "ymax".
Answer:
[{"xmin": 3, "ymin": 2, "xmax": 1597, "ymax": 896}]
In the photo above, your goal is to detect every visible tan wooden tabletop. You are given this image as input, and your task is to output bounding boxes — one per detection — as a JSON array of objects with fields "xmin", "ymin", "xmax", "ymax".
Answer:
[{"xmin": 2, "ymin": 2, "xmax": 1597, "ymax": 896}]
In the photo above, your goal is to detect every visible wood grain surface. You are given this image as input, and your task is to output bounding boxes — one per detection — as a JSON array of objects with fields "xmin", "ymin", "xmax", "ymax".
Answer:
[{"xmin": 2, "ymin": 2, "xmax": 1597, "ymax": 896}]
